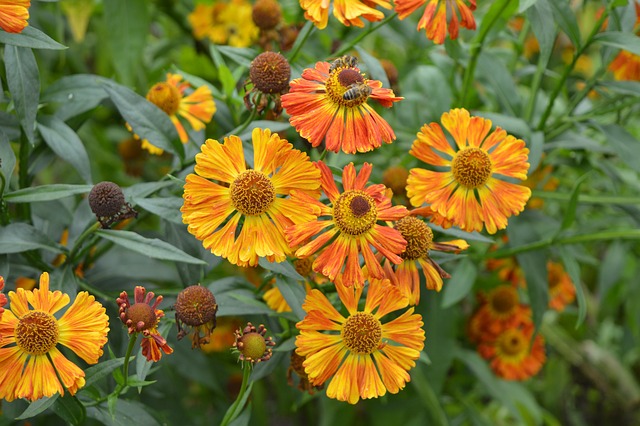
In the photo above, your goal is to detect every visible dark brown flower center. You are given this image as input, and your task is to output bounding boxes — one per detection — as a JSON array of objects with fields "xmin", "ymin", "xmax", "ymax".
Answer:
[
  {"xmin": 337, "ymin": 69, "xmax": 364, "ymax": 87},
  {"xmin": 333, "ymin": 190, "xmax": 378, "ymax": 236},
  {"xmin": 396, "ymin": 216, "xmax": 433, "ymax": 260},
  {"xmin": 451, "ymin": 147, "xmax": 492, "ymax": 189},
  {"xmin": 490, "ymin": 286, "xmax": 518, "ymax": 314},
  {"xmin": 175, "ymin": 285, "xmax": 218, "ymax": 326},
  {"xmin": 249, "ymin": 51, "xmax": 291, "ymax": 94},
  {"xmin": 230, "ymin": 170, "xmax": 276, "ymax": 216},
  {"xmin": 126, "ymin": 303, "xmax": 157, "ymax": 331},
  {"xmin": 342, "ymin": 312, "xmax": 382, "ymax": 354},
  {"xmin": 15, "ymin": 311, "xmax": 59, "ymax": 355}
]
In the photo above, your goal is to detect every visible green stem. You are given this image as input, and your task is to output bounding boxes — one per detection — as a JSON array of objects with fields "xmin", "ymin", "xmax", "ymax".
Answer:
[
  {"xmin": 531, "ymin": 190, "xmax": 640, "ymax": 205},
  {"xmin": 317, "ymin": 148, "xmax": 328, "ymax": 162},
  {"xmin": 482, "ymin": 229, "xmax": 640, "ymax": 259},
  {"xmin": 67, "ymin": 222, "xmax": 101, "ymax": 264},
  {"xmin": 288, "ymin": 21, "xmax": 315, "ymax": 64},
  {"xmin": 459, "ymin": 0, "xmax": 511, "ymax": 107},
  {"xmin": 122, "ymin": 332, "xmax": 138, "ymax": 388},
  {"xmin": 333, "ymin": 13, "xmax": 398, "ymax": 57},
  {"xmin": 536, "ymin": 8, "xmax": 610, "ymax": 131},
  {"xmin": 220, "ymin": 365, "xmax": 252, "ymax": 426},
  {"xmin": 228, "ymin": 108, "xmax": 258, "ymax": 138}
]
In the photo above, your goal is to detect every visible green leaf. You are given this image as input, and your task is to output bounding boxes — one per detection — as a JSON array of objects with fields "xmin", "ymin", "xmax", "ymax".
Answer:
[
  {"xmin": 597, "ymin": 240, "xmax": 626, "ymax": 299},
  {"xmin": 558, "ymin": 247, "xmax": 587, "ymax": 328},
  {"xmin": 51, "ymin": 393, "xmax": 86, "ymax": 426},
  {"xmin": 599, "ymin": 124, "xmax": 640, "ymax": 173},
  {"xmin": 217, "ymin": 63, "xmax": 237, "ymax": 98},
  {"xmin": 519, "ymin": 0, "xmax": 540, "ymax": 13},
  {"xmin": 598, "ymin": 80, "xmax": 640, "ymax": 96},
  {"xmin": 122, "ymin": 181, "xmax": 176, "ymax": 199},
  {"xmin": 86, "ymin": 399, "xmax": 160, "ymax": 426},
  {"xmin": 559, "ymin": 172, "xmax": 591, "ymax": 232},
  {"xmin": 101, "ymin": 80, "xmax": 183, "ymax": 160},
  {"xmin": 411, "ymin": 365, "xmax": 449, "ymax": 425},
  {"xmin": 41, "ymin": 74, "xmax": 110, "ymax": 121},
  {"xmin": 275, "ymin": 275, "xmax": 307, "ymax": 320},
  {"xmin": 217, "ymin": 291, "xmax": 274, "ymax": 316},
  {"xmin": 527, "ymin": 0, "xmax": 556, "ymax": 61},
  {"xmin": 593, "ymin": 31, "xmax": 640, "ymax": 56},
  {"xmin": 549, "ymin": 0, "xmax": 582, "ymax": 48},
  {"xmin": 475, "ymin": 112, "xmax": 531, "ymax": 139},
  {"xmin": 0, "ymin": 131, "xmax": 16, "ymax": 192},
  {"xmin": 528, "ymin": 131, "xmax": 545, "ymax": 172},
  {"xmin": 0, "ymin": 26, "xmax": 67, "ymax": 50},
  {"xmin": 0, "ymin": 111, "xmax": 21, "ymax": 140},
  {"xmin": 95, "ymin": 230, "xmax": 207, "ymax": 265},
  {"xmin": 16, "ymin": 395, "xmax": 59, "ymax": 420},
  {"xmin": 37, "ymin": 115, "xmax": 92, "ymax": 184},
  {"xmin": 4, "ymin": 184, "xmax": 92, "ymax": 202},
  {"xmin": 355, "ymin": 46, "xmax": 390, "ymax": 88},
  {"xmin": 133, "ymin": 197, "xmax": 184, "ymax": 224},
  {"xmin": 259, "ymin": 258, "xmax": 304, "ymax": 281},
  {"xmin": 50, "ymin": 265, "xmax": 78, "ymax": 298},
  {"xmin": 0, "ymin": 223, "xmax": 63, "ymax": 254},
  {"xmin": 103, "ymin": 0, "xmax": 149, "ymax": 86},
  {"xmin": 4, "ymin": 45, "xmax": 40, "ymax": 145},
  {"xmin": 423, "ymin": 291, "xmax": 458, "ymax": 394},
  {"xmin": 477, "ymin": 52, "xmax": 522, "ymax": 116},
  {"xmin": 441, "ymin": 258, "xmax": 477, "ymax": 308},
  {"xmin": 83, "ymin": 358, "xmax": 126, "ymax": 388},
  {"xmin": 236, "ymin": 120, "xmax": 291, "ymax": 141},
  {"xmin": 218, "ymin": 45, "xmax": 258, "ymax": 68}
]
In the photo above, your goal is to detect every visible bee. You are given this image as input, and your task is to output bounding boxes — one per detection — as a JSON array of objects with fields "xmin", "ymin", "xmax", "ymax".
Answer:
[
  {"xmin": 329, "ymin": 55, "xmax": 358, "ymax": 73},
  {"xmin": 342, "ymin": 82, "xmax": 372, "ymax": 101}
]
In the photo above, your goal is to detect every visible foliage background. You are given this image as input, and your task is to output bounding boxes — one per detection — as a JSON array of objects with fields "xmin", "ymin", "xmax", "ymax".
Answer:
[{"xmin": 1, "ymin": 0, "xmax": 640, "ymax": 425}]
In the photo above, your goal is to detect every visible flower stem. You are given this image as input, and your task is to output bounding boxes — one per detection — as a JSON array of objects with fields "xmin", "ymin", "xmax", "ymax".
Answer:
[
  {"xmin": 288, "ymin": 21, "xmax": 315, "ymax": 64},
  {"xmin": 67, "ymin": 222, "xmax": 101, "ymax": 264},
  {"xmin": 122, "ymin": 333, "xmax": 138, "ymax": 387},
  {"xmin": 220, "ymin": 365, "xmax": 252, "ymax": 426},
  {"xmin": 333, "ymin": 13, "xmax": 398, "ymax": 57}
]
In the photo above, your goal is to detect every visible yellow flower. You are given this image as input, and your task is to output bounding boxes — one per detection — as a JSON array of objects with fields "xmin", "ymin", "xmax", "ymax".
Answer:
[
  {"xmin": 299, "ymin": 0, "xmax": 392, "ymax": 29},
  {"xmin": 295, "ymin": 275, "xmax": 425, "ymax": 404},
  {"xmin": 188, "ymin": 0, "xmax": 258, "ymax": 47},
  {"xmin": 407, "ymin": 108, "xmax": 531, "ymax": 234},
  {"xmin": 0, "ymin": 0, "xmax": 30, "ymax": 34},
  {"xmin": 0, "ymin": 273, "xmax": 109, "ymax": 402},
  {"xmin": 181, "ymin": 128, "xmax": 321, "ymax": 267}
]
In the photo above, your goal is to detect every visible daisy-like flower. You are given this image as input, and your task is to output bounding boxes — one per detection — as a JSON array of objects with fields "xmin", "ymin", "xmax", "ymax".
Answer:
[
  {"xmin": 0, "ymin": 273, "xmax": 109, "ymax": 402},
  {"xmin": 286, "ymin": 161, "xmax": 408, "ymax": 288},
  {"xmin": 188, "ymin": 0, "xmax": 259, "ymax": 47},
  {"xmin": 547, "ymin": 261, "xmax": 575, "ymax": 312},
  {"xmin": 0, "ymin": 0, "xmax": 30, "ymax": 33},
  {"xmin": 394, "ymin": 0, "xmax": 476, "ymax": 44},
  {"xmin": 299, "ymin": 0, "xmax": 392, "ymax": 29},
  {"xmin": 281, "ymin": 56, "xmax": 402, "ymax": 154},
  {"xmin": 131, "ymin": 73, "xmax": 216, "ymax": 155},
  {"xmin": 181, "ymin": 128, "xmax": 321, "ymax": 267},
  {"xmin": 116, "ymin": 286, "xmax": 173, "ymax": 362},
  {"xmin": 478, "ymin": 321, "xmax": 546, "ymax": 381},
  {"xmin": 467, "ymin": 285, "xmax": 529, "ymax": 343},
  {"xmin": 296, "ymin": 275, "xmax": 425, "ymax": 404},
  {"xmin": 407, "ymin": 108, "xmax": 531, "ymax": 234},
  {"xmin": 383, "ymin": 215, "xmax": 468, "ymax": 305}
]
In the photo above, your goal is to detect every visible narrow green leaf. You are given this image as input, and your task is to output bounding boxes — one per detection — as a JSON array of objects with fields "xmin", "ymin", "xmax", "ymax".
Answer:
[
  {"xmin": 597, "ymin": 240, "xmax": 626, "ymax": 299},
  {"xmin": 423, "ymin": 292, "xmax": 458, "ymax": 394},
  {"xmin": 4, "ymin": 184, "xmax": 92, "ymax": 202},
  {"xmin": 0, "ymin": 131, "xmax": 16, "ymax": 192},
  {"xmin": 41, "ymin": 74, "xmax": 110, "ymax": 121},
  {"xmin": 441, "ymin": 258, "xmax": 477, "ymax": 308},
  {"xmin": 599, "ymin": 124, "xmax": 640, "ymax": 173},
  {"xmin": 594, "ymin": 31, "xmax": 640, "ymax": 56},
  {"xmin": 519, "ymin": 0, "xmax": 540, "ymax": 13},
  {"xmin": 559, "ymin": 172, "xmax": 591, "ymax": 232},
  {"xmin": 558, "ymin": 247, "xmax": 587, "ymax": 328},
  {"xmin": 218, "ymin": 45, "xmax": 258, "ymax": 68},
  {"xmin": 217, "ymin": 291, "xmax": 273, "ymax": 316},
  {"xmin": 0, "ymin": 111, "xmax": 21, "ymax": 140},
  {"xmin": 218, "ymin": 64, "xmax": 237, "ymax": 98},
  {"xmin": 527, "ymin": 0, "xmax": 556, "ymax": 61},
  {"xmin": 86, "ymin": 399, "xmax": 160, "ymax": 426},
  {"xmin": 477, "ymin": 52, "xmax": 522, "ymax": 116},
  {"xmin": 37, "ymin": 115, "xmax": 92, "ymax": 184},
  {"xmin": 411, "ymin": 365, "xmax": 449, "ymax": 425},
  {"xmin": 275, "ymin": 275, "xmax": 307, "ymax": 320},
  {"xmin": 101, "ymin": 81, "xmax": 183, "ymax": 160},
  {"xmin": 51, "ymin": 393, "xmax": 86, "ymax": 426},
  {"xmin": 133, "ymin": 197, "xmax": 184, "ymax": 224},
  {"xmin": 50, "ymin": 265, "xmax": 78, "ymax": 298},
  {"xmin": 122, "ymin": 181, "xmax": 176, "ymax": 199},
  {"xmin": 83, "ymin": 358, "xmax": 126, "ymax": 388},
  {"xmin": 4, "ymin": 46, "xmax": 39, "ymax": 145},
  {"xmin": 0, "ymin": 223, "xmax": 63, "ymax": 254},
  {"xmin": 0, "ymin": 26, "xmax": 67, "ymax": 50},
  {"xmin": 16, "ymin": 395, "xmax": 59, "ymax": 420},
  {"xmin": 95, "ymin": 230, "xmax": 206, "ymax": 265},
  {"xmin": 259, "ymin": 258, "xmax": 304, "ymax": 281},
  {"xmin": 355, "ymin": 46, "xmax": 390, "ymax": 88},
  {"xmin": 549, "ymin": 1, "xmax": 582, "ymax": 48},
  {"xmin": 103, "ymin": 0, "xmax": 149, "ymax": 85}
]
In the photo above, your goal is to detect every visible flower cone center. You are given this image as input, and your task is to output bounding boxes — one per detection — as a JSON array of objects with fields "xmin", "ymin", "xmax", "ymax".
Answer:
[
  {"xmin": 333, "ymin": 191, "xmax": 378, "ymax": 236},
  {"xmin": 342, "ymin": 312, "xmax": 382, "ymax": 354},
  {"xmin": 294, "ymin": 258, "xmax": 313, "ymax": 277},
  {"xmin": 15, "ymin": 311, "xmax": 59, "ymax": 355},
  {"xmin": 250, "ymin": 51, "xmax": 291, "ymax": 94},
  {"xmin": 451, "ymin": 147, "xmax": 492, "ymax": 189},
  {"xmin": 490, "ymin": 286, "xmax": 518, "ymax": 315},
  {"xmin": 396, "ymin": 216, "xmax": 433, "ymax": 260},
  {"xmin": 230, "ymin": 170, "xmax": 276, "ymax": 216},
  {"xmin": 497, "ymin": 329, "xmax": 527, "ymax": 357},
  {"xmin": 126, "ymin": 303, "xmax": 157, "ymax": 331},
  {"xmin": 239, "ymin": 332, "xmax": 267, "ymax": 361},
  {"xmin": 146, "ymin": 82, "xmax": 181, "ymax": 116},
  {"xmin": 175, "ymin": 285, "xmax": 218, "ymax": 326},
  {"xmin": 325, "ymin": 68, "xmax": 369, "ymax": 107}
]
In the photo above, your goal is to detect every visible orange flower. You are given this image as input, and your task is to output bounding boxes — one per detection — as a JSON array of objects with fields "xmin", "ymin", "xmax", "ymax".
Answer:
[
  {"xmin": 0, "ymin": 276, "xmax": 6, "ymax": 320},
  {"xmin": 131, "ymin": 73, "xmax": 216, "ymax": 155},
  {"xmin": 382, "ymin": 216, "xmax": 468, "ymax": 304},
  {"xmin": 286, "ymin": 161, "xmax": 408, "ymax": 288},
  {"xmin": 116, "ymin": 286, "xmax": 173, "ymax": 362},
  {"xmin": 295, "ymin": 275, "xmax": 425, "ymax": 404},
  {"xmin": 478, "ymin": 322, "xmax": 546, "ymax": 381},
  {"xmin": 0, "ymin": 273, "xmax": 109, "ymax": 401},
  {"xmin": 407, "ymin": 108, "xmax": 531, "ymax": 234},
  {"xmin": 0, "ymin": 0, "xmax": 30, "ymax": 33},
  {"xmin": 281, "ymin": 56, "xmax": 402, "ymax": 154},
  {"xmin": 547, "ymin": 261, "xmax": 575, "ymax": 312},
  {"xmin": 394, "ymin": 0, "xmax": 476, "ymax": 44},
  {"xmin": 181, "ymin": 128, "xmax": 321, "ymax": 267},
  {"xmin": 299, "ymin": 0, "xmax": 392, "ymax": 29},
  {"xmin": 467, "ymin": 285, "xmax": 529, "ymax": 343},
  {"xmin": 609, "ymin": 51, "xmax": 640, "ymax": 81}
]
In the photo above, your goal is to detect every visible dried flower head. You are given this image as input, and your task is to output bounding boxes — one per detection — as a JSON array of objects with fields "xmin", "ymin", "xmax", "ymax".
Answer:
[
  {"xmin": 233, "ymin": 322, "xmax": 276, "ymax": 364},
  {"xmin": 252, "ymin": 0, "xmax": 282, "ymax": 30},
  {"xmin": 175, "ymin": 285, "xmax": 218, "ymax": 348},
  {"xmin": 245, "ymin": 52, "xmax": 291, "ymax": 115},
  {"xmin": 88, "ymin": 182, "xmax": 137, "ymax": 228}
]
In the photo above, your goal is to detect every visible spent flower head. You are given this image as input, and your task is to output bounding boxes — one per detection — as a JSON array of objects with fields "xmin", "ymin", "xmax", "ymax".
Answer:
[{"xmin": 232, "ymin": 322, "xmax": 276, "ymax": 364}]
